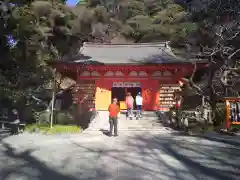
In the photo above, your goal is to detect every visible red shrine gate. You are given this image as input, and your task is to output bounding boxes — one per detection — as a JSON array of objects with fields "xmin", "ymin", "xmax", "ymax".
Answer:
[
  {"xmin": 54, "ymin": 64, "xmax": 205, "ymax": 111},
  {"xmin": 52, "ymin": 42, "xmax": 207, "ymax": 112}
]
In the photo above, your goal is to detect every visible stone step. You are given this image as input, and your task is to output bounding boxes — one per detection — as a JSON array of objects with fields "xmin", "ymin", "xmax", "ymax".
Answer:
[
  {"xmin": 89, "ymin": 122, "xmax": 162, "ymax": 127},
  {"xmin": 85, "ymin": 128, "xmax": 169, "ymax": 132},
  {"xmin": 123, "ymin": 118, "xmax": 159, "ymax": 121},
  {"xmin": 87, "ymin": 122, "xmax": 164, "ymax": 129},
  {"xmin": 120, "ymin": 125, "xmax": 162, "ymax": 127},
  {"xmin": 87, "ymin": 111, "xmax": 162, "ymax": 132}
]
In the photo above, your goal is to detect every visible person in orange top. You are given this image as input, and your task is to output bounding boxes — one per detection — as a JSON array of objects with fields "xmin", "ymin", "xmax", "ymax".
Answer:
[{"xmin": 108, "ymin": 97, "xmax": 120, "ymax": 136}]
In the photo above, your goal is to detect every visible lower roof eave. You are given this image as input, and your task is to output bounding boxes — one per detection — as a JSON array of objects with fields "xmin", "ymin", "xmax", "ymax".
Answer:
[{"xmin": 48, "ymin": 61, "xmax": 208, "ymax": 66}]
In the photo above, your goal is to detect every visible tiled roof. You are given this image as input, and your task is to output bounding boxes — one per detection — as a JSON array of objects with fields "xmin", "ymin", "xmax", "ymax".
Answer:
[{"xmin": 64, "ymin": 42, "xmax": 206, "ymax": 64}]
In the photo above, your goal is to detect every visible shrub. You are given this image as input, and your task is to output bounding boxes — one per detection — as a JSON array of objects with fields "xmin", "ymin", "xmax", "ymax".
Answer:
[
  {"xmin": 25, "ymin": 124, "xmax": 81, "ymax": 134},
  {"xmin": 34, "ymin": 110, "xmax": 76, "ymax": 125},
  {"xmin": 55, "ymin": 111, "xmax": 75, "ymax": 125},
  {"xmin": 215, "ymin": 103, "xmax": 226, "ymax": 126},
  {"xmin": 35, "ymin": 111, "xmax": 51, "ymax": 124}
]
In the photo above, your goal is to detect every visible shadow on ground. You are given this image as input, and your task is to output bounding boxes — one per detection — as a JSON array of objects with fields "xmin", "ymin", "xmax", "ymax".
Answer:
[
  {"xmin": 99, "ymin": 128, "xmax": 111, "ymax": 136},
  {"xmin": 0, "ymin": 129, "xmax": 11, "ymax": 140},
  {"xmin": 157, "ymin": 111, "xmax": 240, "ymax": 147},
  {"xmin": 0, "ymin": 140, "xmax": 79, "ymax": 180},
  {"xmin": 72, "ymin": 133, "xmax": 240, "ymax": 180},
  {"xmin": 77, "ymin": 110, "xmax": 97, "ymax": 130},
  {"xmin": 0, "ymin": 129, "xmax": 239, "ymax": 180}
]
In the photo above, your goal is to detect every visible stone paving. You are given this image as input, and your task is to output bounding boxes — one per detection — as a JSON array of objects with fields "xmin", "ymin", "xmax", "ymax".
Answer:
[
  {"xmin": 0, "ymin": 112, "xmax": 240, "ymax": 180},
  {"xmin": 86, "ymin": 111, "xmax": 166, "ymax": 131}
]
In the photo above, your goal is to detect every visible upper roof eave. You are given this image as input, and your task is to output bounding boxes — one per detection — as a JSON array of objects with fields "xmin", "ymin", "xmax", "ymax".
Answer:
[{"xmin": 48, "ymin": 42, "xmax": 208, "ymax": 65}]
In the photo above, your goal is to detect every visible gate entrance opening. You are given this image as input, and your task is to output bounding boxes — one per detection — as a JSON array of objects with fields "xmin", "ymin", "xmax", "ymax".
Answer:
[
  {"xmin": 111, "ymin": 87, "xmax": 141, "ymax": 109},
  {"xmin": 111, "ymin": 87, "xmax": 125, "ymax": 101},
  {"xmin": 126, "ymin": 87, "xmax": 141, "ymax": 109}
]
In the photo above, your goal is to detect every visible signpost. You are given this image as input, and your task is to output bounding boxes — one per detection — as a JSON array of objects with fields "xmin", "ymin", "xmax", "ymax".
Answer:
[
  {"xmin": 222, "ymin": 97, "xmax": 240, "ymax": 129},
  {"xmin": 112, "ymin": 82, "xmax": 140, "ymax": 87}
]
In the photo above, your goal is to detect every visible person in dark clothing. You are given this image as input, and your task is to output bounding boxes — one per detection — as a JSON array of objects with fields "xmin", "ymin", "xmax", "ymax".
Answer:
[
  {"xmin": 10, "ymin": 109, "xmax": 20, "ymax": 134},
  {"xmin": 108, "ymin": 98, "xmax": 120, "ymax": 136}
]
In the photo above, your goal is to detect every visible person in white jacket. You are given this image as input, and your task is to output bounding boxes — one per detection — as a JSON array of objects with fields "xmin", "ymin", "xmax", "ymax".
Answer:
[{"xmin": 135, "ymin": 92, "xmax": 143, "ymax": 118}]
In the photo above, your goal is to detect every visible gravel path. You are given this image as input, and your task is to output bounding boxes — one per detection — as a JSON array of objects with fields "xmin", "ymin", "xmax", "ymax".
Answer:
[{"xmin": 0, "ymin": 112, "xmax": 239, "ymax": 180}]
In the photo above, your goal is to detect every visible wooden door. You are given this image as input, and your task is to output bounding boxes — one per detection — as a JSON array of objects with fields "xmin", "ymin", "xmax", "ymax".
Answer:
[{"xmin": 95, "ymin": 87, "xmax": 111, "ymax": 110}]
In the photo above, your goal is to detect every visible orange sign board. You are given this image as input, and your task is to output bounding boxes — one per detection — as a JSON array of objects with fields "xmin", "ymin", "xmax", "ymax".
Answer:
[{"xmin": 224, "ymin": 97, "xmax": 240, "ymax": 128}]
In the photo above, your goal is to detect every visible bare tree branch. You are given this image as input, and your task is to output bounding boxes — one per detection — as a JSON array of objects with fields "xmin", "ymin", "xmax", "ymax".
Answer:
[
  {"xmin": 227, "ymin": 31, "xmax": 240, "ymax": 40},
  {"xmin": 228, "ymin": 48, "xmax": 240, "ymax": 59}
]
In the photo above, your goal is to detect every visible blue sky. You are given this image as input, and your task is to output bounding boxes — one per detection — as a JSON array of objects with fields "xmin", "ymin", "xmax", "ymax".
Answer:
[{"xmin": 66, "ymin": 0, "xmax": 79, "ymax": 6}]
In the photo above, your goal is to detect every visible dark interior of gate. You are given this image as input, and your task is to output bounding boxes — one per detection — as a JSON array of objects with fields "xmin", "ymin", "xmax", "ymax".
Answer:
[{"xmin": 111, "ymin": 87, "xmax": 141, "ymax": 109}]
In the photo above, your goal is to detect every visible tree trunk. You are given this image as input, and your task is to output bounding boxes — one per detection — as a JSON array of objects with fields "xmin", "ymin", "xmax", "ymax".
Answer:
[
  {"xmin": 50, "ymin": 68, "xmax": 56, "ymax": 129},
  {"xmin": 208, "ymin": 59, "xmax": 217, "ymax": 124}
]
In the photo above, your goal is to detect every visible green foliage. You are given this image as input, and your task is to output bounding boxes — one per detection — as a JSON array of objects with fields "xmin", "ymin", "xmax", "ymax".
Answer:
[
  {"xmin": 0, "ymin": 0, "xmax": 80, "ymax": 107},
  {"xmin": 34, "ymin": 110, "xmax": 51, "ymax": 124},
  {"xmin": 215, "ymin": 103, "xmax": 226, "ymax": 126},
  {"xmin": 25, "ymin": 124, "xmax": 81, "ymax": 134},
  {"xmin": 55, "ymin": 110, "xmax": 75, "ymax": 125},
  {"xmin": 0, "ymin": 0, "xmax": 198, "ymax": 111},
  {"xmin": 73, "ymin": 0, "xmax": 196, "ymax": 43},
  {"xmin": 34, "ymin": 109, "xmax": 76, "ymax": 125}
]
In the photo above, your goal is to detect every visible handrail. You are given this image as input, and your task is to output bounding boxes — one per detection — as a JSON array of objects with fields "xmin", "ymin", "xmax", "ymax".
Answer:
[
  {"xmin": 0, "ymin": 121, "xmax": 25, "ymax": 123},
  {"xmin": 0, "ymin": 120, "xmax": 10, "ymax": 123}
]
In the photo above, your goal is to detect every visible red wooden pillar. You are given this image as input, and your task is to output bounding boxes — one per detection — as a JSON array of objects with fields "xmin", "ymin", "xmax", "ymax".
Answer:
[
  {"xmin": 142, "ymin": 80, "xmax": 159, "ymax": 111},
  {"xmin": 226, "ymin": 100, "xmax": 231, "ymax": 129}
]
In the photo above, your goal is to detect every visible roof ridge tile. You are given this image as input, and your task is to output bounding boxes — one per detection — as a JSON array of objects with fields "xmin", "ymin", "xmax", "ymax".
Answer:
[{"xmin": 83, "ymin": 42, "xmax": 167, "ymax": 48}]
